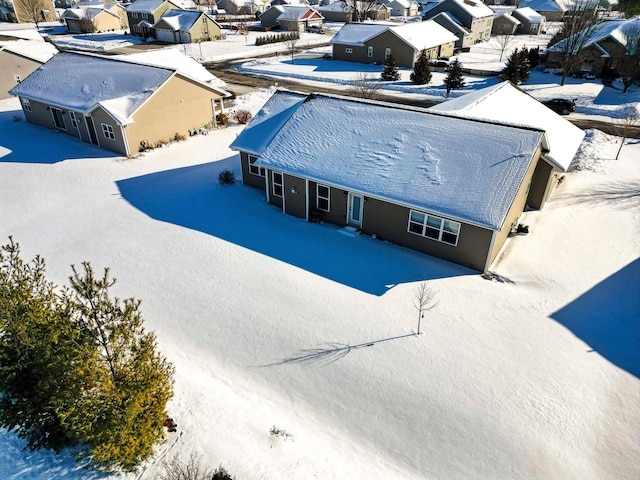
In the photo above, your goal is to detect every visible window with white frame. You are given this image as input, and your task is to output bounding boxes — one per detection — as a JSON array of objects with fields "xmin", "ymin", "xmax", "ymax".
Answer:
[
  {"xmin": 272, "ymin": 171, "xmax": 283, "ymax": 198},
  {"xmin": 316, "ymin": 184, "xmax": 330, "ymax": 211},
  {"xmin": 345, "ymin": 47, "xmax": 353, "ymax": 54},
  {"xmin": 368, "ymin": 46, "xmax": 374, "ymax": 57},
  {"xmin": 22, "ymin": 98, "xmax": 31, "ymax": 112},
  {"xmin": 385, "ymin": 48, "xmax": 391, "ymax": 59},
  {"xmin": 248, "ymin": 154, "xmax": 265, "ymax": 177},
  {"xmin": 69, "ymin": 111, "xmax": 78, "ymax": 129},
  {"xmin": 408, "ymin": 210, "xmax": 460, "ymax": 246},
  {"xmin": 101, "ymin": 123, "xmax": 115, "ymax": 140},
  {"xmin": 14, "ymin": 75, "xmax": 21, "ymax": 84}
]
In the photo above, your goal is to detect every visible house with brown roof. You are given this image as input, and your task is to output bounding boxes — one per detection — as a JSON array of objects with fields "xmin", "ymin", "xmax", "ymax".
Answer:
[
  {"xmin": 153, "ymin": 9, "xmax": 221, "ymax": 43},
  {"xmin": 331, "ymin": 20, "xmax": 457, "ymax": 67},
  {"xmin": 230, "ymin": 90, "xmax": 548, "ymax": 272},
  {"xmin": 9, "ymin": 51, "xmax": 230, "ymax": 156}
]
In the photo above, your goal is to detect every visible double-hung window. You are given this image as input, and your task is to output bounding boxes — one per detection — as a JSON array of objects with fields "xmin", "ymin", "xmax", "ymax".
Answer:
[
  {"xmin": 22, "ymin": 98, "xmax": 31, "ymax": 112},
  {"xmin": 272, "ymin": 171, "xmax": 283, "ymax": 198},
  {"xmin": 69, "ymin": 111, "xmax": 78, "ymax": 129},
  {"xmin": 385, "ymin": 48, "xmax": 391, "ymax": 59},
  {"xmin": 345, "ymin": 47, "xmax": 353, "ymax": 54},
  {"xmin": 316, "ymin": 184, "xmax": 330, "ymax": 211},
  {"xmin": 14, "ymin": 75, "xmax": 21, "ymax": 84},
  {"xmin": 248, "ymin": 154, "xmax": 265, "ymax": 177},
  {"xmin": 368, "ymin": 46, "xmax": 374, "ymax": 57},
  {"xmin": 408, "ymin": 210, "xmax": 460, "ymax": 246},
  {"xmin": 101, "ymin": 123, "xmax": 115, "ymax": 140}
]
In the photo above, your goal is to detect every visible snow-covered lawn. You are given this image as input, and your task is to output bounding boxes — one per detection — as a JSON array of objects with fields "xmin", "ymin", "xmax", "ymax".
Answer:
[{"xmin": 0, "ymin": 91, "xmax": 639, "ymax": 480}]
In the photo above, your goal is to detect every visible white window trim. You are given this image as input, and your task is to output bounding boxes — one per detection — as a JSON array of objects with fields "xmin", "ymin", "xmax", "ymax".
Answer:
[
  {"xmin": 69, "ymin": 111, "xmax": 78, "ymax": 129},
  {"xmin": 345, "ymin": 47, "xmax": 352, "ymax": 54},
  {"xmin": 385, "ymin": 48, "xmax": 391, "ymax": 59},
  {"xmin": 316, "ymin": 184, "xmax": 330, "ymax": 212},
  {"xmin": 272, "ymin": 171, "xmax": 283, "ymax": 198},
  {"xmin": 14, "ymin": 74, "xmax": 21, "ymax": 84},
  {"xmin": 51, "ymin": 107, "xmax": 66, "ymax": 130},
  {"xmin": 368, "ymin": 46, "xmax": 374, "ymax": 57},
  {"xmin": 22, "ymin": 98, "xmax": 31, "ymax": 111},
  {"xmin": 101, "ymin": 122, "xmax": 115, "ymax": 140},
  {"xmin": 248, "ymin": 154, "xmax": 265, "ymax": 177},
  {"xmin": 407, "ymin": 209, "xmax": 460, "ymax": 246}
]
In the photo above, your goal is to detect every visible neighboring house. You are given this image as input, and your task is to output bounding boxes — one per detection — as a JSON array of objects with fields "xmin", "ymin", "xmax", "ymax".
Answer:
[
  {"xmin": 0, "ymin": 39, "xmax": 57, "ymax": 99},
  {"xmin": 430, "ymin": 81, "xmax": 585, "ymax": 210},
  {"xmin": 259, "ymin": 5, "xmax": 323, "ymax": 32},
  {"xmin": 216, "ymin": 0, "xmax": 267, "ymax": 15},
  {"xmin": 230, "ymin": 89, "xmax": 547, "ymax": 273},
  {"xmin": 154, "ymin": 9, "xmax": 221, "ymax": 43},
  {"xmin": 331, "ymin": 20, "xmax": 458, "ymax": 67},
  {"xmin": 422, "ymin": 0, "xmax": 493, "ymax": 48},
  {"xmin": 491, "ymin": 11, "xmax": 519, "ymax": 35},
  {"xmin": 0, "ymin": 0, "xmax": 57, "ymax": 23},
  {"xmin": 384, "ymin": 0, "xmax": 419, "ymax": 17},
  {"xmin": 512, "ymin": 7, "xmax": 544, "ymax": 35},
  {"xmin": 546, "ymin": 18, "xmax": 639, "ymax": 76},
  {"xmin": 9, "ymin": 51, "xmax": 230, "ymax": 156},
  {"xmin": 518, "ymin": 0, "xmax": 565, "ymax": 21},
  {"xmin": 126, "ymin": 0, "xmax": 195, "ymax": 37},
  {"xmin": 317, "ymin": 1, "xmax": 391, "ymax": 21},
  {"xmin": 62, "ymin": 3, "xmax": 129, "ymax": 33}
]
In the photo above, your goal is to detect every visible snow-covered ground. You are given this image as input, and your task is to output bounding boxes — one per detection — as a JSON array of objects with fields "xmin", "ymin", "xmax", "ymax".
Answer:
[{"xmin": 0, "ymin": 89, "xmax": 638, "ymax": 480}]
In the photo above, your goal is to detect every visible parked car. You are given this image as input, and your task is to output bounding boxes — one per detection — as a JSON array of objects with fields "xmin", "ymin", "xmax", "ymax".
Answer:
[
  {"xmin": 542, "ymin": 98, "xmax": 576, "ymax": 115},
  {"xmin": 307, "ymin": 26, "xmax": 325, "ymax": 34}
]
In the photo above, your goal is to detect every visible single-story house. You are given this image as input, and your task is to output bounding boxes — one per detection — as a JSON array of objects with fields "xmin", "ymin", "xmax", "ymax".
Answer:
[
  {"xmin": 0, "ymin": 39, "xmax": 57, "ymax": 99},
  {"xmin": 331, "ymin": 20, "xmax": 458, "ymax": 67},
  {"xmin": 546, "ymin": 18, "xmax": 639, "ymax": 77},
  {"xmin": 154, "ymin": 9, "xmax": 222, "ymax": 43},
  {"xmin": 62, "ymin": 3, "xmax": 129, "ymax": 33},
  {"xmin": 230, "ymin": 89, "xmax": 549, "ymax": 272},
  {"xmin": 9, "ymin": 51, "xmax": 230, "ymax": 156},
  {"xmin": 384, "ymin": 0, "xmax": 420, "ymax": 17},
  {"xmin": 491, "ymin": 11, "xmax": 520, "ymax": 35},
  {"xmin": 518, "ymin": 0, "xmax": 565, "ymax": 21},
  {"xmin": 512, "ymin": 7, "xmax": 545, "ymax": 35},
  {"xmin": 430, "ymin": 81, "xmax": 585, "ymax": 210},
  {"xmin": 259, "ymin": 5, "xmax": 324, "ymax": 32}
]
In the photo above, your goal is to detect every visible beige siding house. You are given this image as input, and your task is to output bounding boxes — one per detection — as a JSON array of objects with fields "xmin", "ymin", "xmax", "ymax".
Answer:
[
  {"xmin": 9, "ymin": 51, "xmax": 230, "ymax": 156},
  {"xmin": 154, "ymin": 9, "xmax": 221, "ymax": 43},
  {"xmin": 125, "ymin": 0, "xmax": 195, "ymax": 37},
  {"xmin": 231, "ymin": 90, "xmax": 547, "ymax": 273},
  {"xmin": 62, "ymin": 3, "xmax": 129, "ymax": 33},
  {"xmin": 0, "ymin": 0, "xmax": 56, "ymax": 23},
  {"xmin": 331, "ymin": 21, "xmax": 458, "ymax": 68},
  {"xmin": 0, "ymin": 39, "xmax": 57, "ymax": 99}
]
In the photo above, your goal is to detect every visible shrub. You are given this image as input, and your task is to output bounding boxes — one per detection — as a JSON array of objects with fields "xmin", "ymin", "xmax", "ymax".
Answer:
[
  {"xmin": 218, "ymin": 169, "xmax": 236, "ymax": 185},
  {"xmin": 233, "ymin": 109, "xmax": 252, "ymax": 124},
  {"xmin": 154, "ymin": 138, "xmax": 169, "ymax": 149},
  {"xmin": 212, "ymin": 466, "xmax": 234, "ymax": 480},
  {"xmin": 173, "ymin": 132, "xmax": 187, "ymax": 142},
  {"xmin": 161, "ymin": 453, "xmax": 234, "ymax": 480},
  {"xmin": 216, "ymin": 112, "xmax": 228, "ymax": 126}
]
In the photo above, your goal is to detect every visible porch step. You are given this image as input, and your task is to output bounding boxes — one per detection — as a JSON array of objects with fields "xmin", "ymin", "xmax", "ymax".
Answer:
[{"xmin": 339, "ymin": 226, "xmax": 361, "ymax": 237}]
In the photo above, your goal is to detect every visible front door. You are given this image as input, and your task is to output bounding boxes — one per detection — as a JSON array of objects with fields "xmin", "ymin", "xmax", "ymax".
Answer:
[
  {"xmin": 85, "ymin": 116, "xmax": 98, "ymax": 145},
  {"xmin": 347, "ymin": 193, "xmax": 363, "ymax": 228}
]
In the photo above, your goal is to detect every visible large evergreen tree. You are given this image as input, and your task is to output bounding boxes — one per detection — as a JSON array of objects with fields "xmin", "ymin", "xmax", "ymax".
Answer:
[
  {"xmin": 410, "ymin": 50, "xmax": 431, "ymax": 85},
  {"xmin": 443, "ymin": 59, "xmax": 465, "ymax": 97},
  {"xmin": 500, "ymin": 48, "xmax": 530, "ymax": 84},
  {"xmin": 0, "ymin": 239, "xmax": 174, "ymax": 472},
  {"xmin": 380, "ymin": 54, "xmax": 400, "ymax": 81}
]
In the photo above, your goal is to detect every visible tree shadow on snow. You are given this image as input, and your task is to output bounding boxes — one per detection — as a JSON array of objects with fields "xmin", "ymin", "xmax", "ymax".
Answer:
[
  {"xmin": 0, "ymin": 108, "xmax": 119, "ymax": 164},
  {"xmin": 551, "ymin": 258, "xmax": 640, "ymax": 378},
  {"xmin": 259, "ymin": 333, "xmax": 416, "ymax": 367},
  {"xmin": 116, "ymin": 158, "xmax": 472, "ymax": 295},
  {"xmin": 553, "ymin": 181, "xmax": 640, "ymax": 211}
]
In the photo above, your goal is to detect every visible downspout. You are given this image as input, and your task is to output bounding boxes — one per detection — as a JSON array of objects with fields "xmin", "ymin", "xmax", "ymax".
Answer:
[
  {"xmin": 265, "ymin": 170, "xmax": 270, "ymax": 203},
  {"xmin": 121, "ymin": 124, "xmax": 131, "ymax": 157},
  {"xmin": 211, "ymin": 99, "xmax": 217, "ymax": 128},
  {"xmin": 305, "ymin": 179, "xmax": 309, "ymax": 221}
]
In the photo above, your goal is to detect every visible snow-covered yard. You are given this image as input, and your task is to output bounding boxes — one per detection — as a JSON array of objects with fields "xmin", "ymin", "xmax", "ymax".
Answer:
[{"xmin": 0, "ymin": 90, "xmax": 638, "ymax": 479}]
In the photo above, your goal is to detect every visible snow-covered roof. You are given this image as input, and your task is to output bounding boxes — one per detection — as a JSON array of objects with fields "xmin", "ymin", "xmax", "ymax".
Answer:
[
  {"xmin": 431, "ymin": 11, "xmax": 470, "ymax": 35},
  {"xmin": 155, "ymin": 8, "xmax": 203, "ymax": 30},
  {"xmin": 513, "ymin": 6, "xmax": 544, "ymax": 22},
  {"xmin": 236, "ymin": 91, "xmax": 545, "ymax": 231},
  {"xmin": 0, "ymin": 39, "xmax": 58, "ymax": 63},
  {"xmin": 9, "ymin": 51, "xmax": 223, "ymax": 125},
  {"xmin": 423, "ymin": 0, "xmax": 493, "ymax": 18},
  {"xmin": 126, "ymin": 0, "xmax": 195, "ymax": 13},
  {"xmin": 386, "ymin": 0, "xmax": 416, "ymax": 8},
  {"xmin": 331, "ymin": 20, "xmax": 457, "ymax": 48},
  {"xmin": 274, "ymin": 5, "xmax": 320, "ymax": 21},
  {"xmin": 317, "ymin": 1, "xmax": 350, "ymax": 12},
  {"xmin": 391, "ymin": 20, "xmax": 458, "ymax": 50},
  {"xmin": 62, "ymin": 5, "xmax": 120, "ymax": 20},
  {"xmin": 230, "ymin": 89, "xmax": 307, "ymax": 156},
  {"xmin": 430, "ymin": 82, "xmax": 584, "ymax": 172},
  {"xmin": 493, "ymin": 12, "xmax": 521, "ymax": 25},
  {"xmin": 112, "ymin": 48, "xmax": 229, "ymax": 91},
  {"xmin": 518, "ymin": 0, "xmax": 566, "ymax": 12},
  {"xmin": 547, "ymin": 18, "xmax": 640, "ymax": 54}
]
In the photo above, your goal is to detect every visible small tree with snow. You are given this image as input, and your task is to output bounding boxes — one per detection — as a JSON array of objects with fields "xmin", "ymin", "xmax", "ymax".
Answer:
[
  {"xmin": 443, "ymin": 59, "xmax": 465, "ymax": 97},
  {"xmin": 500, "ymin": 48, "xmax": 530, "ymax": 84},
  {"xmin": 380, "ymin": 54, "xmax": 400, "ymax": 81},
  {"xmin": 410, "ymin": 50, "xmax": 431, "ymax": 85}
]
